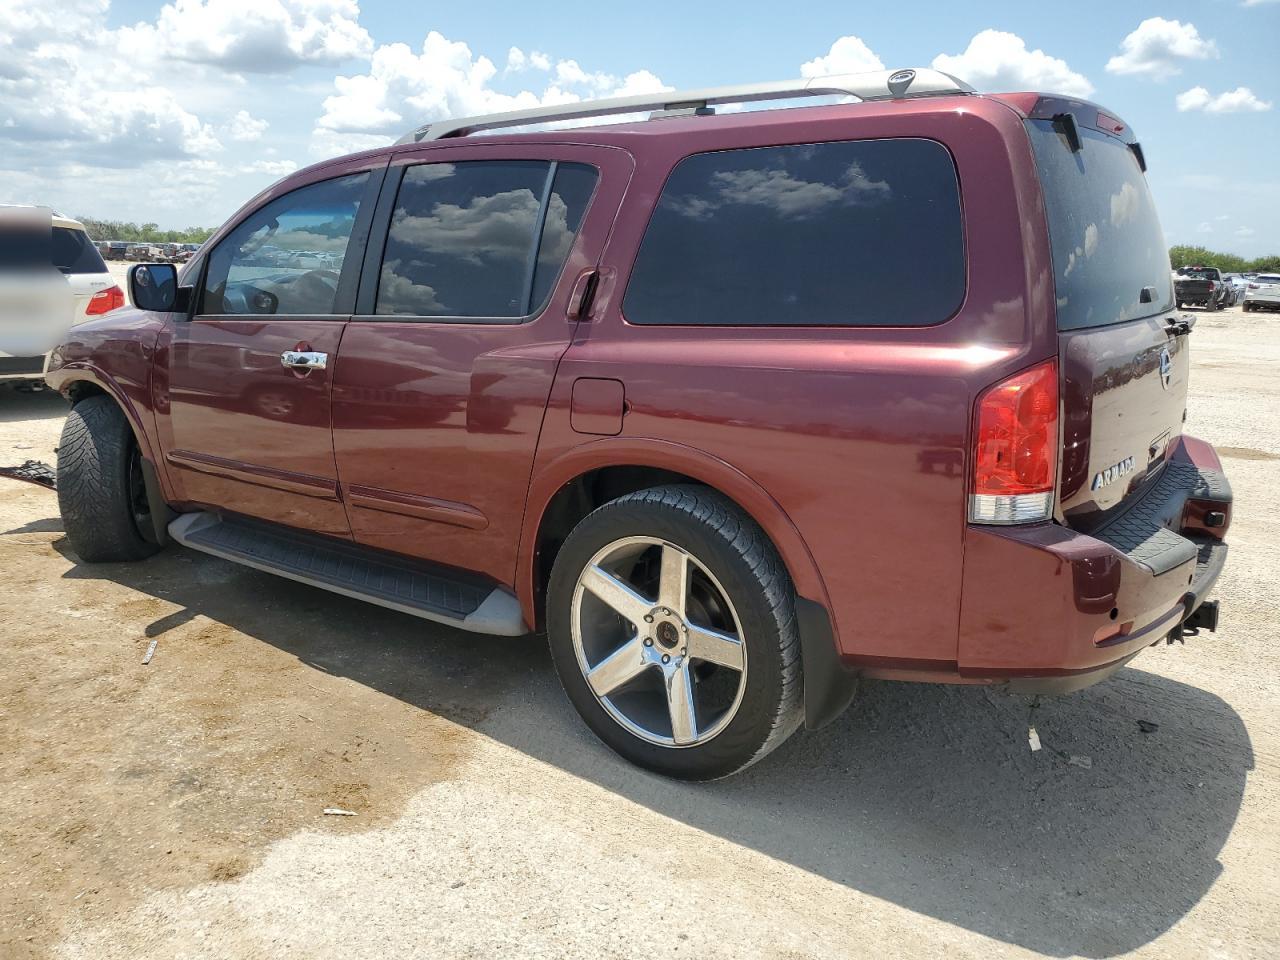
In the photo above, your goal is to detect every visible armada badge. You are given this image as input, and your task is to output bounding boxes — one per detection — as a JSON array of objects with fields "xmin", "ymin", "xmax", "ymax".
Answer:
[{"xmin": 1092, "ymin": 456, "xmax": 1136, "ymax": 491}]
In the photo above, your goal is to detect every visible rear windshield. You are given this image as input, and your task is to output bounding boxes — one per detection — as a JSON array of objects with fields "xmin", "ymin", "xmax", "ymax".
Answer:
[
  {"xmin": 1027, "ymin": 119, "xmax": 1172, "ymax": 331},
  {"xmin": 1180, "ymin": 269, "xmax": 1218, "ymax": 280},
  {"xmin": 52, "ymin": 226, "xmax": 107, "ymax": 274}
]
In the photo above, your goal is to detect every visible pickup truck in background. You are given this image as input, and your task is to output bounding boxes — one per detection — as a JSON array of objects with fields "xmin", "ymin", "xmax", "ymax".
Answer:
[{"xmin": 1175, "ymin": 266, "xmax": 1230, "ymax": 310}]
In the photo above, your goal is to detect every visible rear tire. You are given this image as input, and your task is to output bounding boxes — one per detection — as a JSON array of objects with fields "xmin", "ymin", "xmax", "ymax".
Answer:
[
  {"xmin": 547, "ymin": 485, "xmax": 803, "ymax": 780},
  {"xmin": 57, "ymin": 396, "xmax": 162, "ymax": 563}
]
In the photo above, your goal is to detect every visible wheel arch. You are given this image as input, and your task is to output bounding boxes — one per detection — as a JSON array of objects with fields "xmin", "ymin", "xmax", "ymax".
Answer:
[
  {"xmin": 520, "ymin": 438, "xmax": 855, "ymax": 730},
  {"xmin": 518, "ymin": 438, "xmax": 832, "ymax": 633},
  {"xmin": 49, "ymin": 365, "xmax": 156, "ymax": 465}
]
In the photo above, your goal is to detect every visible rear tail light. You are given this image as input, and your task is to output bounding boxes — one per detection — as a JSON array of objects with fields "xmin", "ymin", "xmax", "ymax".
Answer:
[
  {"xmin": 1248, "ymin": 283, "xmax": 1259, "ymax": 289},
  {"xmin": 86, "ymin": 285, "xmax": 126, "ymax": 316},
  {"xmin": 969, "ymin": 359, "xmax": 1059, "ymax": 524}
]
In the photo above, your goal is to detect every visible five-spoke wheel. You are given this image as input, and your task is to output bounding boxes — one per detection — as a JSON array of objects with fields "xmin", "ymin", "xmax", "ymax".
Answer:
[
  {"xmin": 548, "ymin": 485, "xmax": 804, "ymax": 780},
  {"xmin": 573, "ymin": 536, "xmax": 748, "ymax": 747}
]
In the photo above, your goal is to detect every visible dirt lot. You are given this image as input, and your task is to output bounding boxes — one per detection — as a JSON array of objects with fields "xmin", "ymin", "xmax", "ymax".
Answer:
[{"xmin": 1, "ymin": 304, "xmax": 1277, "ymax": 959}]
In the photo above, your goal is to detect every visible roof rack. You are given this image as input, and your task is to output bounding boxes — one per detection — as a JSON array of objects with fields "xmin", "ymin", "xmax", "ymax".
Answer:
[{"xmin": 395, "ymin": 67, "xmax": 974, "ymax": 144}]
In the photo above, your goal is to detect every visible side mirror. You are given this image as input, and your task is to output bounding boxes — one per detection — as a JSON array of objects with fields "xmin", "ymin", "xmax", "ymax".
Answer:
[{"xmin": 129, "ymin": 263, "xmax": 178, "ymax": 312}]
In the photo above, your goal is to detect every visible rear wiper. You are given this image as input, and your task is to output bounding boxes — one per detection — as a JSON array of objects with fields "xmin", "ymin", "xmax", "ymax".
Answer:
[{"xmin": 1166, "ymin": 314, "xmax": 1196, "ymax": 335}]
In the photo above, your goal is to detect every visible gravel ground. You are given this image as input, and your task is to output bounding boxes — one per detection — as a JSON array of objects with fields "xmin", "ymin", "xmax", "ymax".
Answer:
[{"xmin": 0, "ymin": 304, "xmax": 1276, "ymax": 959}]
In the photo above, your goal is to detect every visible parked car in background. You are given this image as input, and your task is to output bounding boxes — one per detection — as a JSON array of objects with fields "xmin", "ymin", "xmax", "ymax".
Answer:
[
  {"xmin": 45, "ymin": 70, "xmax": 1232, "ymax": 779},
  {"xmin": 1243, "ymin": 274, "xmax": 1280, "ymax": 312},
  {"xmin": 0, "ymin": 210, "xmax": 125, "ymax": 387},
  {"xmin": 1227, "ymin": 274, "xmax": 1248, "ymax": 305},
  {"xmin": 125, "ymin": 243, "xmax": 161, "ymax": 262},
  {"xmin": 1174, "ymin": 266, "xmax": 1230, "ymax": 310}
]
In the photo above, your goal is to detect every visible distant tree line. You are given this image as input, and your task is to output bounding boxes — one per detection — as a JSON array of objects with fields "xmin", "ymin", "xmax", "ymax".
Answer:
[
  {"xmin": 75, "ymin": 217, "xmax": 214, "ymax": 244},
  {"xmin": 1169, "ymin": 245, "xmax": 1280, "ymax": 273}
]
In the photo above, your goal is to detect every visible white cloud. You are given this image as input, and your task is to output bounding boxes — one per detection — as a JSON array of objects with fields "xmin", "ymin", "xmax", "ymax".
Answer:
[
  {"xmin": 506, "ymin": 46, "xmax": 551, "ymax": 73},
  {"xmin": 1176, "ymin": 86, "xmax": 1272, "ymax": 113},
  {"xmin": 0, "ymin": 2, "xmax": 222, "ymax": 164},
  {"xmin": 1196, "ymin": 222, "xmax": 1214, "ymax": 234},
  {"xmin": 1236, "ymin": 226, "xmax": 1257, "ymax": 237},
  {"xmin": 239, "ymin": 159, "xmax": 298, "ymax": 176},
  {"xmin": 800, "ymin": 36, "xmax": 884, "ymax": 78},
  {"xmin": 226, "ymin": 110, "xmax": 269, "ymax": 141},
  {"xmin": 314, "ymin": 31, "xmax": 669, "ymax": 154},
  {"xmin": 1105, "ymin": 18, "xmax": 1217, "ymax": 79},
  {"xmin": 125, "ymin": 0, "xmax": 373, "ymax": 74},
  {"xmin": 0, "ymin": 0, "xmax": 303, "ymax": 226},
  {"xmin": 932, "ymin": 30, "xmax": 1093, "ymax": 97}
]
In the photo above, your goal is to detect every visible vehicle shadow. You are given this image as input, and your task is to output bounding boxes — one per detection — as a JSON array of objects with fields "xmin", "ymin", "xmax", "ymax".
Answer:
[
  {"xmin": 59, "ymin": 542, "xmax": 1253, "ymax": 958},
  {"xmin": 0, "ymin": 385, "xmax": 65, "ymax": 425}
]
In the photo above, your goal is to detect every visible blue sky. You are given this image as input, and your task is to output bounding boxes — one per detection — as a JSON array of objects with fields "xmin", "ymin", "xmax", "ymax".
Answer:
[{"xmin": 4, "ymin": 0, "xmax": 1277, "ymax": 256}]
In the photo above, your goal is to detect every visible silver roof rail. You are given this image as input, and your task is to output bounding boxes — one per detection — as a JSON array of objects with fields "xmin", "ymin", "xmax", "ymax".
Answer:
[{"xmin": 395, "ymin": 67, "xmax": 974, "ymax": 144}]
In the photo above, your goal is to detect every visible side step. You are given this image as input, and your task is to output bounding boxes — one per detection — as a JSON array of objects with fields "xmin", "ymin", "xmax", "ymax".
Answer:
[{"xmin": 168, "ymin": 512, "xmax": 528, "ymax": 637}]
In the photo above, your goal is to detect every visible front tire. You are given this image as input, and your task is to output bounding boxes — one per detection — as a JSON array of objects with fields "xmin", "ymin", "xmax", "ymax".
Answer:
[
  {"xmin": 57, "ymin": 396, "xmax": 162, "ymax": 563},
  {"xmin": 547, "ymin": 486, "xmax": 803, "ymax": 780}
]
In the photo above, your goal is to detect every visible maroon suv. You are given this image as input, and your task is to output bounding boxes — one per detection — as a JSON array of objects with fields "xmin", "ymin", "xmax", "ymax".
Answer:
[{"xmin": 46, "ymin": 68, "xmax": 1231, "ymax": 780}]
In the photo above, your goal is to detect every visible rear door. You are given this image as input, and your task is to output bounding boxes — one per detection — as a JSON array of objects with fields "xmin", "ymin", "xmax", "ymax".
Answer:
[
  {"xmin": 331, "ymin": 143, "xmax": 632, "ymax": 584},
  {"xmin": 155, "ymin": 166, "xmax": 383, "ymax": 535},
  {"xmin": 1025, "ymin": 111, "xmax": 1188, "ymax": 530}
]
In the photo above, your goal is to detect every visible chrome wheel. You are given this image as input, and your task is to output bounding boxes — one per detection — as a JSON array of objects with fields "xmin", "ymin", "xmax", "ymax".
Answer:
[{"xmin": 571, "ymin": 536, "xmax": 748, "ymax": 747}]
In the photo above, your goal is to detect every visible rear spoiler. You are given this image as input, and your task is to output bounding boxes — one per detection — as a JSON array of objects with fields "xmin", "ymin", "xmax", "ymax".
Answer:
[{"xmin": 993, "ymin": 93, "xmax": 1147, "ymax": 170}]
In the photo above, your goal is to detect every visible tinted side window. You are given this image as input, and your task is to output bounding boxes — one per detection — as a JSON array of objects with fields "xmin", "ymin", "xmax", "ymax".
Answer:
[
  {"xmin": 376, "ymin": 160, "xmax": 596, "ymax": 319},
  {"xmin": 530, "ymin": 163, "xmax": 598, "ymax": 312},
  {"xmin": 624, "ymin": 138, "xmax": 965, "ymax": 327},
  {"xmin": 53, "ymin": 227, "xmax": 107, "ymax": 274},
  {"xmin": 201, "ymin": 173, "xmax": 369, "ymax": 315}
]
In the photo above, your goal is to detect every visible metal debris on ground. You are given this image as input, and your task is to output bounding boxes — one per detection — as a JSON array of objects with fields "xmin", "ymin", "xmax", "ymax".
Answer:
[
  {"xmin": 1068, "ymin": 755, "xmax": 1093, "ymax": 769},
  {"xmin": 1028, "ymin": 726, "xmax": 1042, "ymax": 752},
  {"xmin": 141, "ymin": 638, "xmax": 160, "ymax": 665},
  {"xmin": 1138, "ymin": 719, "xmax": 1159, "ymax": 734},
  {"xmin": 0, "ymin": 460, "xmax": 56, "ymax": 489},
  {"xmin": 323, "ymin": 808, "xmax": 358, "ymax": 817}
]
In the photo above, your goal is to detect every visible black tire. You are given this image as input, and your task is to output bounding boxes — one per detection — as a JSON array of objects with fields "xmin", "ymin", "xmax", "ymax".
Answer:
[
  {"xmin": 547, "ymin": 485, "xmax": 803, "ymax": 780},
  {"xmin": 1176, "ymin": 301, "xmax": 1183, "ymax": 309},
  {"xmin": 57, "ymin": 396, "xmax": 161, "ymax": 563}
]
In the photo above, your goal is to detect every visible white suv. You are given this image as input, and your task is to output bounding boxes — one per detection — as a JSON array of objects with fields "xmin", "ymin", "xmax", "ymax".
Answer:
[
  {"xmin": 0, "ymin": 209, "xmax": 123, "ymax": 386},
  {"xmin": 1243, "ymin": 274, "xmax": 1280, "ymax": 313}
]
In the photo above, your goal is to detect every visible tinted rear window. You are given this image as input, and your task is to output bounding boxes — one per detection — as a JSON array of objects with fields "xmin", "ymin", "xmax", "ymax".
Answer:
[
  {"xmin": 52, "ymin": 227, "xmax": 106, "ymax": 274},
  {"xmin": 1027, "ymin": 119, "xmax": 1172, "ymax": 330},
  {"xmin": 623, "ymin": 138, "xmax": 965, "ymax": 327},
  {"xmin": 375, "ymin": 160, "xmax": 596, "ymax": 320}
]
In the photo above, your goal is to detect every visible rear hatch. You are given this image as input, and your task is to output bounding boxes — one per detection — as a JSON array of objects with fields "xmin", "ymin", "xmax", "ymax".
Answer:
[
  {"xmin": 54, "ymin": 225, "xmax": 114, "ymax": 323},
  {"xmin": 1025, "ymin": 108, "xmax": 1188, "ymax": 532}
]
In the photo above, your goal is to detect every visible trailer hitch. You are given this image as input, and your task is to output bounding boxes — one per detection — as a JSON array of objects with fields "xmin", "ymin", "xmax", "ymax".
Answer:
[{"xmin": 1166, "ymin": 599, "xmax": 1219, "ymax": 644}]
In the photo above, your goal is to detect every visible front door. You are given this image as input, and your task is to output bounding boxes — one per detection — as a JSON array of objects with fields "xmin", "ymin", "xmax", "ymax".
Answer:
[
  {"xmin": 331, "ymin": 143, "xmax": 633, "ymax": 583},
  {"xmin": 155, "ymin": 165, "xmax": 383, "ymax": 535}
]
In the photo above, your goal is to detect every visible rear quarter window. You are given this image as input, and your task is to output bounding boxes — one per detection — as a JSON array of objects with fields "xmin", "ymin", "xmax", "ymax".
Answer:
[{"xmin": 623, "ymin": 138, "xmax": 965, "ymax": 327}]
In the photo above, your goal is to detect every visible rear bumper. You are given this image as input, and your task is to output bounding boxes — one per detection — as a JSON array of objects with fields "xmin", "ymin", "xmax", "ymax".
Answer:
[
  {"xmin": 952, "ymin": 434, "xmax": 1230, "ymax": 690},
  {"xmin": 0, "ymin": 354, "xmax": 50, "ymax": 381}
]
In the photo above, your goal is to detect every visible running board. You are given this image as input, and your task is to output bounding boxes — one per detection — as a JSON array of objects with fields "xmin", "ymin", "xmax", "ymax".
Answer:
[{"xmin": 168, "ymin": 512, "xmax": 528, "ymax": 637}]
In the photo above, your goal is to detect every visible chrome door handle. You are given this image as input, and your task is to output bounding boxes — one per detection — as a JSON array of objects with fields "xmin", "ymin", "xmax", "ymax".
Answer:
[{"xmin": 280, "ymin": 350, "xmax": 328, "ymax": 371}]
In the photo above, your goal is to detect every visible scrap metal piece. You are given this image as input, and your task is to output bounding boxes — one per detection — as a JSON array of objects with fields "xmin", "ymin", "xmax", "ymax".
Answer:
[{"xmin": 0, "ymin": 459, "xmax": 56, "ymax": 489}]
